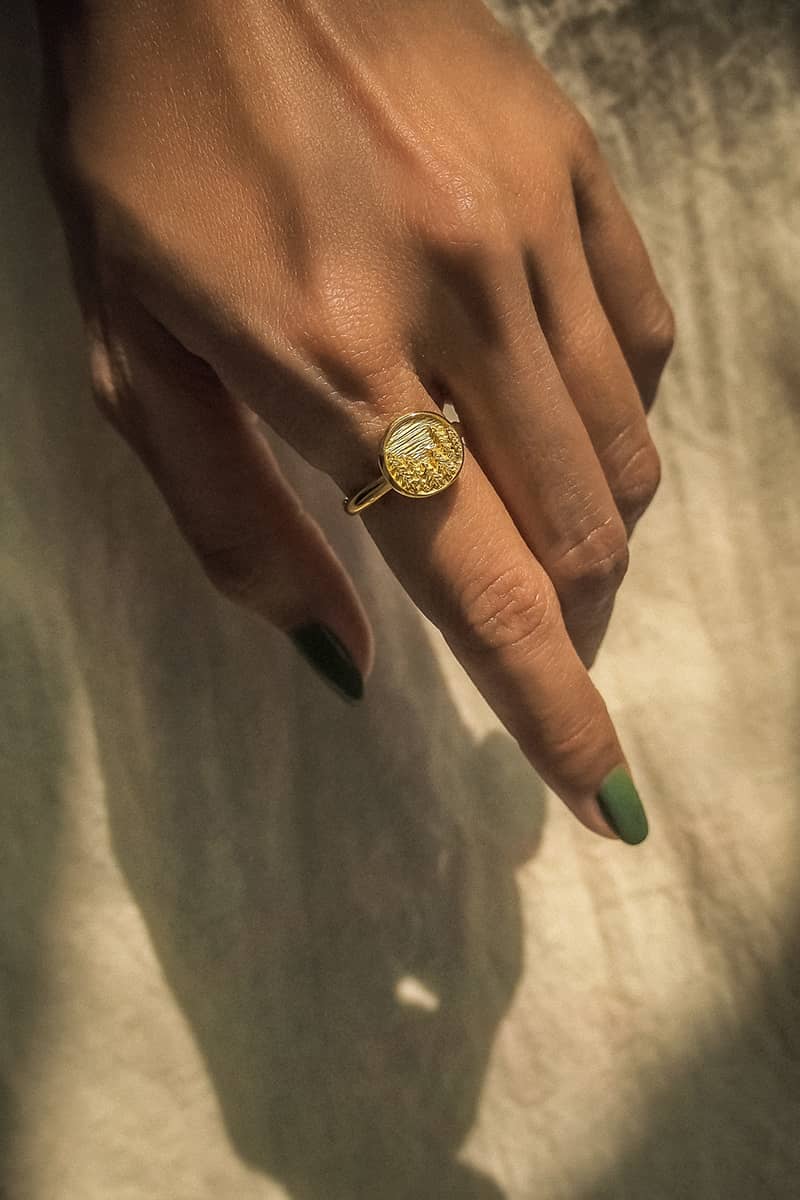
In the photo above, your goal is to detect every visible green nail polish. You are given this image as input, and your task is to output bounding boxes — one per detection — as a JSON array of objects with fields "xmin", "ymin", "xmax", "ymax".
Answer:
[
  {"xmin": 290, "ymin": 622, "xmax": 364, "ymax": 702},
  {"xmin": 596, "ymin": 766, "xmax": 649, "ymax": 845}
]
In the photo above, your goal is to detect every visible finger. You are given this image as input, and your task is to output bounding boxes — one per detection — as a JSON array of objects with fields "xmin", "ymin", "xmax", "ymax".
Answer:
[
  {"xmin": 85, "ymin": 302, "xmax": 374, "ymax": 702},
  {"xmin": 419, "ymin": 242, "xmax": 629, "ymax": 669},
  {"xmin": 330, "ymin": 370, "xmax": 649, "ymax": 844},
  {"xmin": 522, "ymin": 197, "xmax": 662, "ymax": 540},
  {"xmin": 572, "ymin": 137, "xmax": 676, "ymax": 412}
]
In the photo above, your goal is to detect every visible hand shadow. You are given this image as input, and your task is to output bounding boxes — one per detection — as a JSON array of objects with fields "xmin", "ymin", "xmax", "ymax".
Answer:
[{"xmin": 79, "ymin": 410, "xmax": 547, "ymax": 1200}]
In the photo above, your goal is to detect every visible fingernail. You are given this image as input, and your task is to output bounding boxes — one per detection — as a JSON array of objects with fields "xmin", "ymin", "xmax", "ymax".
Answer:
[
  {"xmin": 596, "ymin": 765, "xmax": 649, "ymax": 845},
  {"xmin": 289, "ymin": 622, "xmax": 364, "ymax": 702}
]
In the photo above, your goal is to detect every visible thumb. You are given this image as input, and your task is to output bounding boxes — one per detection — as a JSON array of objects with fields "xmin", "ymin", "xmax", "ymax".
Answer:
[{"xmin": 86, "ymin": 302, "xmax": 374, "ymax": 702}]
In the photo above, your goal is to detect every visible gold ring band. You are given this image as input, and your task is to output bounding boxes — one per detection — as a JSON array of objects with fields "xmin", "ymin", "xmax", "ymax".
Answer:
[{"xmin": 343, "ymin": 410, "xmax": 465, "ymax": 516}]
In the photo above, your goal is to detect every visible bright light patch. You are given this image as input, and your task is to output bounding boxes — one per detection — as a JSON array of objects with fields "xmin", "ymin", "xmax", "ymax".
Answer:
[{"xmin": 395, "ymin": 975, "xmax": 440, "ymax": 1012}]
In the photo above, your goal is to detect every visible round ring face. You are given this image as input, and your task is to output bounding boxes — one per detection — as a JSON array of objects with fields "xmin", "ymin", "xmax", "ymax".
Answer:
[{"xmin": 380, "ymin": 412, "xmax": 464, "ymax": 498}]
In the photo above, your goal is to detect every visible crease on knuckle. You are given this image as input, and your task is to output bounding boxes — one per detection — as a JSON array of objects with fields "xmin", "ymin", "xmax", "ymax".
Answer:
[
  {"xmin": 454, "ymin": 565, "xmax": 556, "ymax": 659},
  {"xmin": 544, "ymin": 706, "xmax": 606, "ymax": 773},
  {"xmin": 551, "ymin": 517, "xmax": 630, "ymax": 599},
  {"xmin": 636, "ymin": 292, "xmax": 677, "ymax": 365},
  {"xmin": 614, "ymin": 442, "xmax": 662, "ymax": 522}
]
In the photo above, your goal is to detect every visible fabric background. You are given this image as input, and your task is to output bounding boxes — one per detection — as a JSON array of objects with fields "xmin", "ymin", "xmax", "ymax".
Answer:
[{"xmin": 1, "ymin": 1, "xmax": 798, "ymax": 1197}]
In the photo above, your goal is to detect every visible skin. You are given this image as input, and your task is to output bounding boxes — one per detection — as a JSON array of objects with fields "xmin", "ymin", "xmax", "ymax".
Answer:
[{"xmin": 34, "ymin": 0, "xmax": 675, "ymax": 841}]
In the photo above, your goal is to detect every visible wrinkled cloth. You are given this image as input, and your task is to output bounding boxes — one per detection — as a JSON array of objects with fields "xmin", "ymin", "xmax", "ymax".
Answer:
[{"xmin": 1, "ymin": 2, "xmax": 798, "ymax": 1197}]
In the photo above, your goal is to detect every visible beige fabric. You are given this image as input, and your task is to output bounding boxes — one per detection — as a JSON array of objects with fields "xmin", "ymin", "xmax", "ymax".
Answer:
[{"xmin": 1, "ymin": 1, "xmax": 798, "ymax": 1196}]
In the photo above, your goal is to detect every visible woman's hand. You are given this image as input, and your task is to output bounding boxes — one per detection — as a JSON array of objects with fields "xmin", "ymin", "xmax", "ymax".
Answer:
[{"xmin": 35, "ymin": 0, "xmax": 674, "ymax": 842}]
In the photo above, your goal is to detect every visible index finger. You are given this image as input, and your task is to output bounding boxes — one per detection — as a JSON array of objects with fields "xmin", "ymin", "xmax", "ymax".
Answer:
[{"xmin": 347, "ymin": 385, "xmax": 649, "ymax": 846}]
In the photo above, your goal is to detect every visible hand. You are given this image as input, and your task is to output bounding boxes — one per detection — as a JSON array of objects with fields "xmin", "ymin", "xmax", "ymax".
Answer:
[{"xmin": 36, "ymin": 0, "xmax": 674, "ymax": 843}]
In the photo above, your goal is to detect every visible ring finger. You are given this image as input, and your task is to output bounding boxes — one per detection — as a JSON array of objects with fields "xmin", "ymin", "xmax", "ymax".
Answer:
[{"xmin": 521, "ymin": 193, "xmax": 663, "ymax": 540}]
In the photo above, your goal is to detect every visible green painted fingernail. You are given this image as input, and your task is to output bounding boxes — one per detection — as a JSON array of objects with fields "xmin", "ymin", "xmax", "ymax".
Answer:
[
  {"xmin": 596, "ymin": 766, "xmax": 649, "ymax": 845},
  {"xmin": 290, "ymin": 622, "xmax": 364, "ymax": 702}
]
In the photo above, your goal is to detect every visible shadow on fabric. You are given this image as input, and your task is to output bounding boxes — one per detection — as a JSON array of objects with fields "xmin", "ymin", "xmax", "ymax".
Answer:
[{"xmin": 0, "ymin": 5, "xmax": 545, "ymax": 1197}]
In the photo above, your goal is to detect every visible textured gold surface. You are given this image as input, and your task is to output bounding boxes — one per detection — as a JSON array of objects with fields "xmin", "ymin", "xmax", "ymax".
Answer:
[{"xmin": 380, "ymin": 412, "xmax": 464, "ymax": 497}]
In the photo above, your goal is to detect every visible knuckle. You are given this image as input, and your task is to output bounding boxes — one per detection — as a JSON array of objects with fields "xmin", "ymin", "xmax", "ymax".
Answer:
[
  {"xmin": 614, "ymin": 441, "xmax": 662, "ymax": 523},
  {"xmin": 86, "ymin": 333, "xmax": 117, "ymax": 411},
  {"xmin": 636, "ymin": 292, "xmax": 677, "ymax": 365},
  {"xmin": 421, "ymin": 166, "xmax": 511, "ymax": 250},
  {"xmin": 450, "ymin": 564, "xmax": 557, "ymax": 659},
  {"xmin": 295, "ymin": 295, "xmax": 365, "ymax": 362},
  {"xmin": 552, "ymin": 517, "xmax": 630, "ymax": 601},
  {"xmin": 292, "ymin": 280, "xmax": 397, "ymax": 389},
  {"xmin": 85, "ymin": 329, "xmax": 138, "ymax": 440}
]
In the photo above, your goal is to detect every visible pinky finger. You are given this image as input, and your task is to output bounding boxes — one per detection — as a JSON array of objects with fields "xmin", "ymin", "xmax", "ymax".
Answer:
[
  {"xmin": 85, "ymin": 300, "xmax": 374, "ymax": 702},
  {"xmin": 572, "ymin": 139, "xmax": 676, "ymax": 411}
]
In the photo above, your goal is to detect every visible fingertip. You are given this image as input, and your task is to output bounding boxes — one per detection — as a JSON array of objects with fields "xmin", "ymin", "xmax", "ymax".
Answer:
[
  {"xmin": 595, "ymin": 764, "xmax": 649, "ymax": 845},
  {"xmin": 289, "ymin": 621, "xmax": 366, "ymax": 702}
]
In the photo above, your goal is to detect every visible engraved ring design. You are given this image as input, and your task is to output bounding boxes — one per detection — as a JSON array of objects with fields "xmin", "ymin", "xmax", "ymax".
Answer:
[{"xmin": 343, "ymin": 410, "xmax": 465, "ymax": 516}]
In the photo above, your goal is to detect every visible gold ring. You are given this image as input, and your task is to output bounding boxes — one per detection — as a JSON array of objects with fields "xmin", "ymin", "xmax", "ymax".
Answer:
[{"xmin": 343, "ymin": 410, "xmax": 465, "ymax": 515}]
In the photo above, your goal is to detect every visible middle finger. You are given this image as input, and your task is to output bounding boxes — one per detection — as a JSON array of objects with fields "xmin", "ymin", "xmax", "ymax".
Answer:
[{"xmin": 417, "ymin": 239, "xmax": 629, "ymax": 668}]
